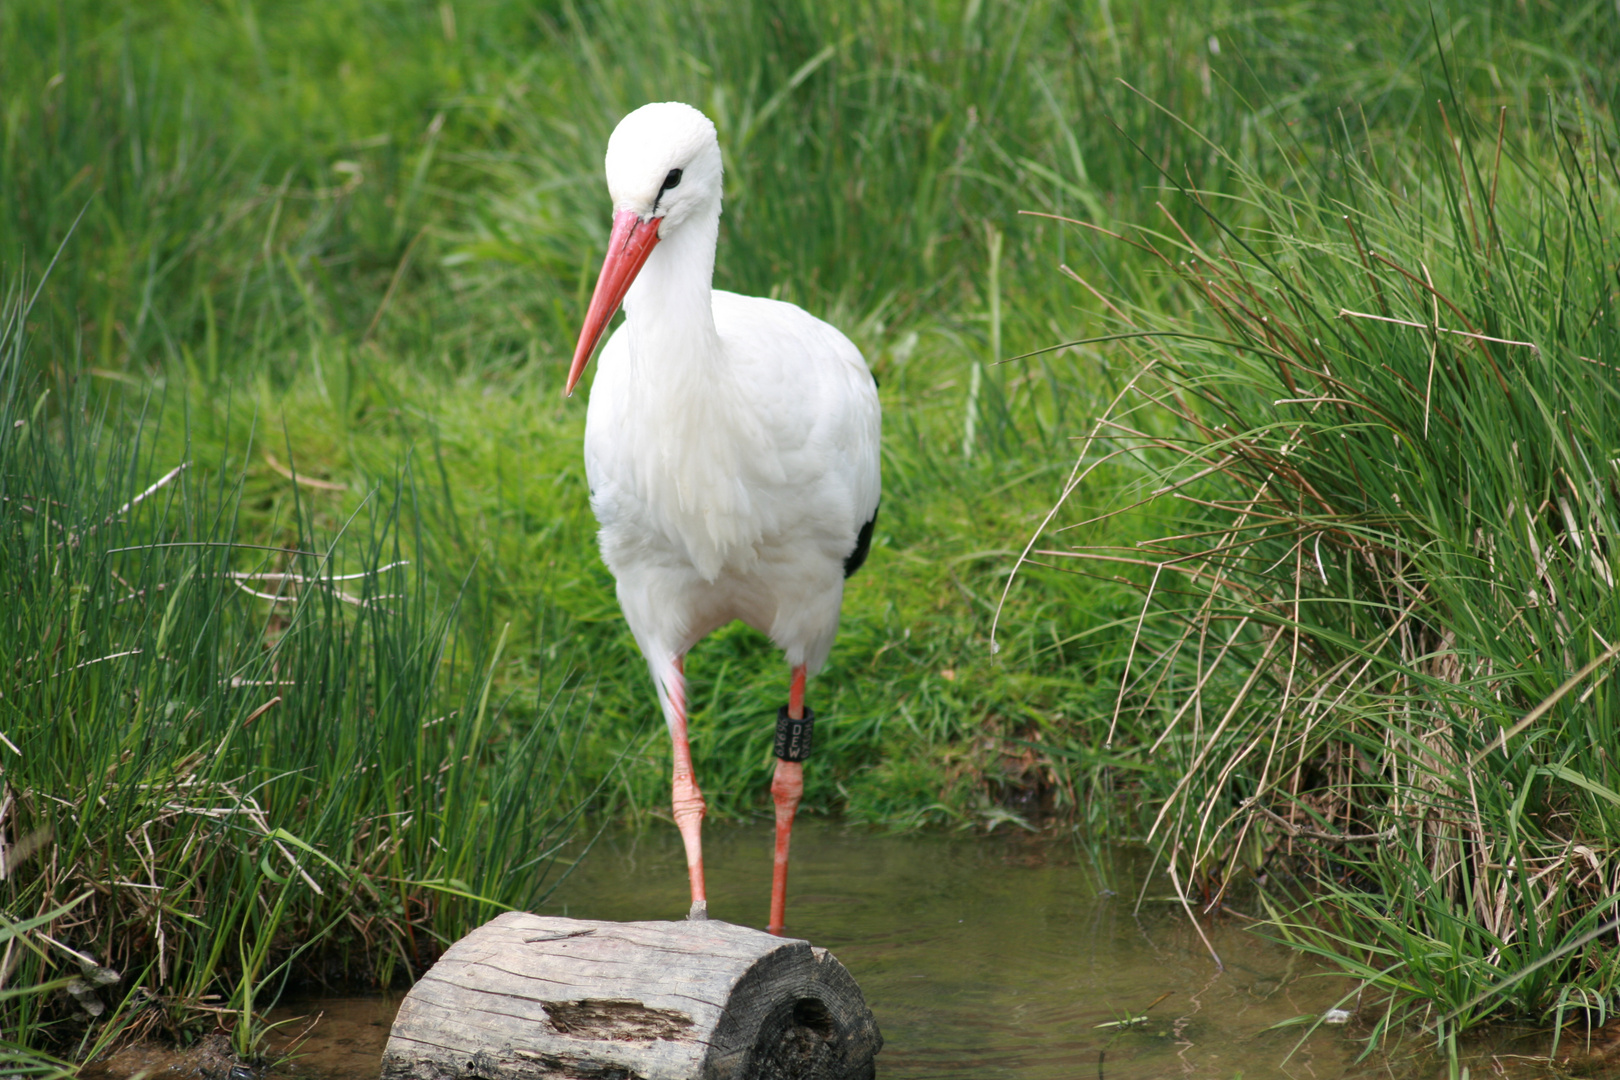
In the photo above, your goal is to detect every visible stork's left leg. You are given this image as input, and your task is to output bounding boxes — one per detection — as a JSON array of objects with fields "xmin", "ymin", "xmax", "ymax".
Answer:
[
  {"xmin": 768, "ymin": 664, "xmax": 810, "ymax": 935},
  {"xmin": 665, "ymin": 655, "xmax": 709, "ymax": 920}
]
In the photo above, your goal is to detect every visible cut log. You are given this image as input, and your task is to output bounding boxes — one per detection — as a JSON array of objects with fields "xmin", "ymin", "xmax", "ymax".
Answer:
[{"xmin": 381, "ymin": 911, "xmax": 882, "ymax": 1080}]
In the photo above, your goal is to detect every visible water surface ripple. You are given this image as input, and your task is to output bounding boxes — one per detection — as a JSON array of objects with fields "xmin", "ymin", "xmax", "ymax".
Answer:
[{"xmin": 529, "ymin": 821, "xmax": 1369, "ymax": 1080}]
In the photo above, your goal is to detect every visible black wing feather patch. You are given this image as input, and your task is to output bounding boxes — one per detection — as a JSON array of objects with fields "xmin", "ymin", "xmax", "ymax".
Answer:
[{"xmin": 843, "ymin": 505, "xmax": 878, "ymax": 579}]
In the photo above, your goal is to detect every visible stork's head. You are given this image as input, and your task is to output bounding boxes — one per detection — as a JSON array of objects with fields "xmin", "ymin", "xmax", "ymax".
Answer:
[
  {"xmin": 566, "ymin": 102, "xmax": 723, "ymax": 396},
  {"xmin": 606, "ymin": 103, "xmax": 723, "ymax": 235}
]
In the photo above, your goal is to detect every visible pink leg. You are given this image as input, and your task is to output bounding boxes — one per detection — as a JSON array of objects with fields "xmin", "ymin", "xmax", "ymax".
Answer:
[
  {"xmin": 768, "ymin": 665, "xmax": 808, "ymax": 935},
  {"xmin": 667, "ymin": 655, "xmax": 708, "ymax": 918}
]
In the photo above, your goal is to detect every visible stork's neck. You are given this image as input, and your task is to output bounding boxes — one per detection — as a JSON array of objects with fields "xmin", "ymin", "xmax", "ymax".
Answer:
[
  {"xmin": 622, "ymin": 208, "xmax": 721, "ymax": 380},
  {"xmin": 611, "ymin": 202, "xmax": 773, "ymax": 579}
]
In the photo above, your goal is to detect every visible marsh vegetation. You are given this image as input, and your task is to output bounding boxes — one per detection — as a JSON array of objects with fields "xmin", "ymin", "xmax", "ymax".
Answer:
[{"xmin": 1, "ymin": 0, "xmax": 1616, "ymax": 1071}]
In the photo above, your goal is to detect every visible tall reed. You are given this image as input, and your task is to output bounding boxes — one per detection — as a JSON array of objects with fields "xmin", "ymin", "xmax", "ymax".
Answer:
[
  {"xmin": 0, "ymin": 269, "xmax": 593, "ymax": 1055},
  {"xmin": 1034, "ymin": 80, "xmax": 1620, "ymax": 1041}
]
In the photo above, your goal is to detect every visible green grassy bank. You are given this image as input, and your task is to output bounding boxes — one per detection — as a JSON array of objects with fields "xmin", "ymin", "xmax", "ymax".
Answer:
[
  {"xmin": 2, "ymin": 0, "xmax": 1617, "ymax": 1067},
  {"xmin": 1042, "ymin": 87, "xmax": 1620, "ymax": 1051}
]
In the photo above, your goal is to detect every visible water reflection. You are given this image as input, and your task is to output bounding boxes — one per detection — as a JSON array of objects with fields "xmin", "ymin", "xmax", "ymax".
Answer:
[
  {"xmin": 258, "ymin": 822, "xmax": 1599, "ymax": 1079},
  {"xmin": 535, "ymin": 821, "xmax": 1372, "ymax": 1080}
]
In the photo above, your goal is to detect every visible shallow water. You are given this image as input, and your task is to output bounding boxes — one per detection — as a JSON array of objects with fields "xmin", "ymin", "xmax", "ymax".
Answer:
[
  {"xmin": 102, "ymin": 820, "xmax": 1598, "ymax": 1080},
  {"xmin": 532, "ymin": 820, "xmax": 1369, "ymax": 1080},
  {"xmin": 260, "ymin": 820, "xmax": 1380, "ymax": 1080}
]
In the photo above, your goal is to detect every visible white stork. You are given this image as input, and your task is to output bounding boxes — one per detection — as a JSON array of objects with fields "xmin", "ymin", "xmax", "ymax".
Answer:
[{"xmin": 565, "ymin": 102, "xmax": 881, "ymax": 933}]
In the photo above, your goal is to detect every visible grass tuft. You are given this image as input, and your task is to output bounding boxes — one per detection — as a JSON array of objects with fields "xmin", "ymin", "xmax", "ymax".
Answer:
[
  {"xmin": 0, "ymin": 272, "xmax": 592, "ymax": 1055},
  {"xmin": 1034, "ymin": 77, "xmax": 1620, "ymax": 1040}
]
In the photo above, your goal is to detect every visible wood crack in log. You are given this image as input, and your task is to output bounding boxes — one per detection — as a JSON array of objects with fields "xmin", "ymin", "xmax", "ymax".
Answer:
[
  {"xmin": 525, "ymin": 930, "xmax": 599, "ymax": 943},
  {"xmin": 544, "ymin": 1000, "xmax": 694, "ymax": 1041}
]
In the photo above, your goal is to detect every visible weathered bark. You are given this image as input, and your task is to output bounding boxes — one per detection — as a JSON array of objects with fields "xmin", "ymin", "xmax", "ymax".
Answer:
[{"xmin": 381, "ymin": 912, "xmax": 881, "ymax": 1080}]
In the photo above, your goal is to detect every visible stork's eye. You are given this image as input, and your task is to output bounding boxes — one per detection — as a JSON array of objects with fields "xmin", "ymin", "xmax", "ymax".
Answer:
[{"xmin": 660, "ymin": 168, "xmax": 683, "ymax": 193}]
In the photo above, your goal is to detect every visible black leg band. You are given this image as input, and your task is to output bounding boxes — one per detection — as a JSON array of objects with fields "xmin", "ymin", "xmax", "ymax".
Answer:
[{"xmin": 774, "ymin": 705, "xmax": 816, "ymax": 762}]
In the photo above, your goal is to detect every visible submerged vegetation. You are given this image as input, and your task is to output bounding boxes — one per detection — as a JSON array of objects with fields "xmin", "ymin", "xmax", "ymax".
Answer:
[{"xmin": 1, "ymin": 0, "xmax": 1617, "ymax": 1067}]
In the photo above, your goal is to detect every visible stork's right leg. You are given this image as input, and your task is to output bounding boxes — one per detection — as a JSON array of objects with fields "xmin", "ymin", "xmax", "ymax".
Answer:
[
  {"xmin": 666, "ymin": 655, "xmax": 708, "ymax": 919},
  {"xmin": 768, "ymin": 664, "xmax": 810, "ymax": 935}
]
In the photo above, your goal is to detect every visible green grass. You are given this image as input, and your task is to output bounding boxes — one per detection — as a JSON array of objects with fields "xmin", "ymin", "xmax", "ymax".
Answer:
[
  {"xmin": 0, "ymin": 274, "xmax": 593, "ymax": 1060},
  {"xmin": 1, "ymin": 0, "xmax": 1618, "ymax": 1065},
  {"xmin": 1031, "ymin": 65, "xmax": 1620, "ymax": 1049}
]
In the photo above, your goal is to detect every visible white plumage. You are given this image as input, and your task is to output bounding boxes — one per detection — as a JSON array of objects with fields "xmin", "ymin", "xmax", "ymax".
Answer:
[
  {"xmin": 587, "ymin": 291, "xmax": 879, "ymax": 677},
  {"xmin": 566, "ymin": 102, "xmax": 880, "ymax": 931}
]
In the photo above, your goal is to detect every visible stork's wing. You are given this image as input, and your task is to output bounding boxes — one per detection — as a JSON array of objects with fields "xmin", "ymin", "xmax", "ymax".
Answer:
[{"xmin": 713, "ymin": 291, "xmax": 881, "ymax": 557}]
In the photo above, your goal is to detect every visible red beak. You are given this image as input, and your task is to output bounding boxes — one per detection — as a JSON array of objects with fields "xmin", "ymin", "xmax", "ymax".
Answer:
[{"xmin": 565, "ymin": 210, "xmax": 662, "ymax": 397}]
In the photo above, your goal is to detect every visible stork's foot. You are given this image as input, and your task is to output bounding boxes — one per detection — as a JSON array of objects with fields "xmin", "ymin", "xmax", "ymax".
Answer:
[{"xmin": 687, "ymin": 900, "xmax": 709, "ymax": 921}]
